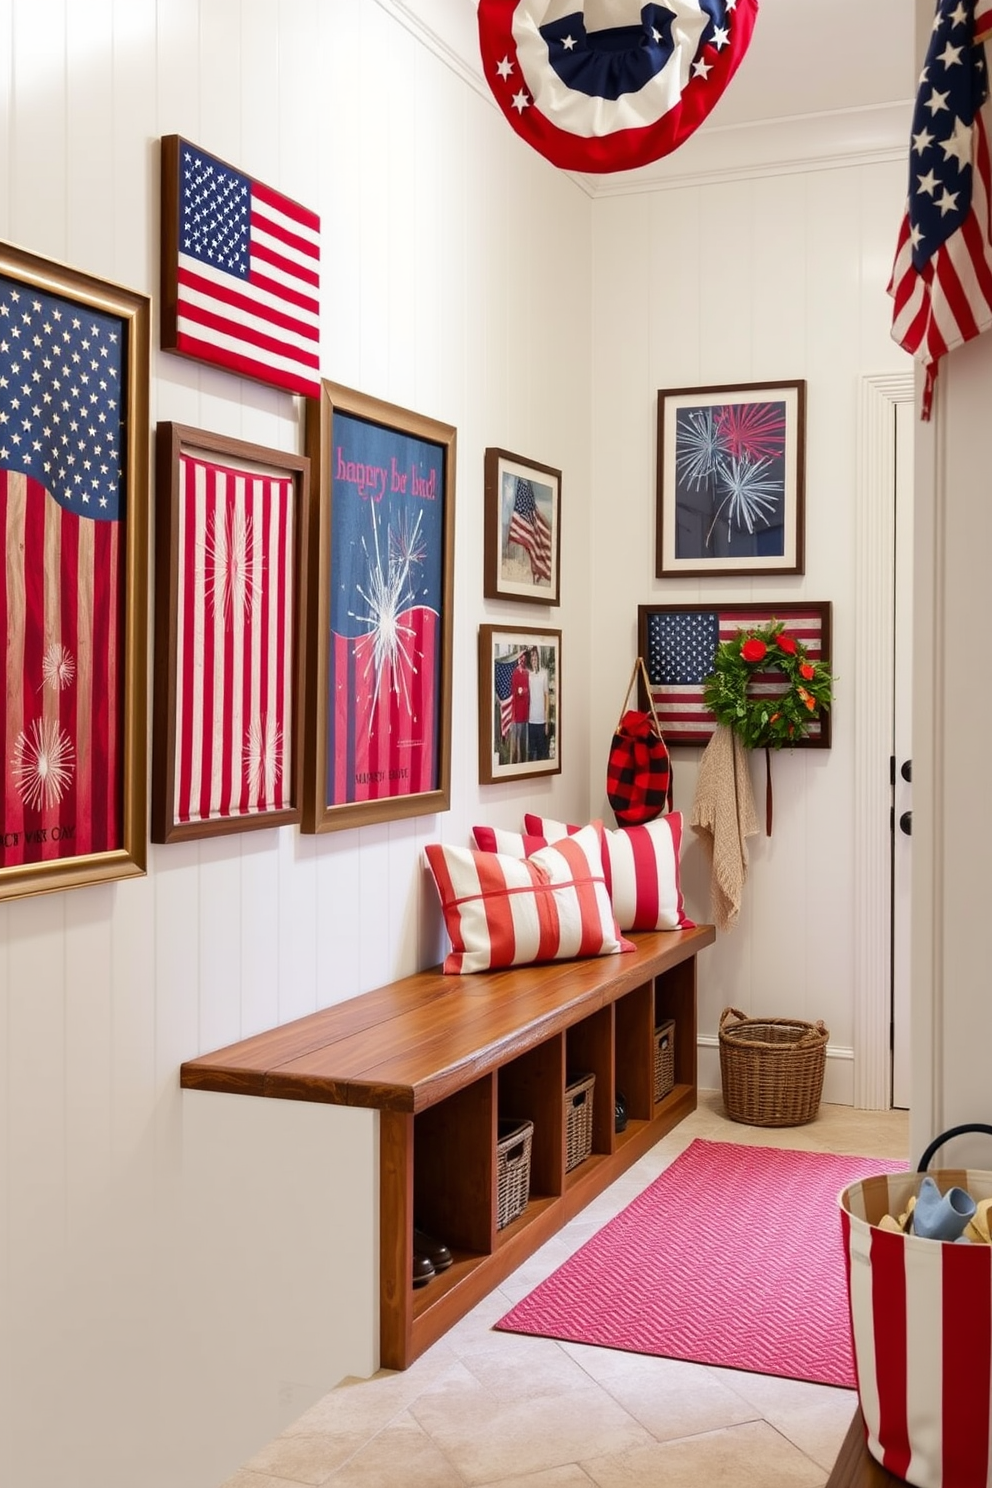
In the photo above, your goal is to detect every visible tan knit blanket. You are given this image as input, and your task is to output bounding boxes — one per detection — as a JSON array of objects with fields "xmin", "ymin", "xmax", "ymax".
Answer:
[{"xmin": 690, "ymin": 725, "xmax": 759, "ymax": 933}]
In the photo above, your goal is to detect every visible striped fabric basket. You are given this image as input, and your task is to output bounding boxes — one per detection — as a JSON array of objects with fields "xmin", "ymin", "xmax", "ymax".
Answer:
[{"xmin": 838, "ymin": 1124, "xmax": 992, "ymax": 1488}]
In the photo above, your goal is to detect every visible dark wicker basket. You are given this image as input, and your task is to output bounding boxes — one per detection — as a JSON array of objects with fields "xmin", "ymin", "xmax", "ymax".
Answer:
[
  {"xmin": 564, "ymin": 1071, "xmax": 595, "ymax": 1171},
  {"xmin": 718, "ymin": 1006, "xmax": 828, "ymax": 1127},
  {"xmin": 496, "ymin": 1117, "xmax": 533, "ymax": 1230},
  {"xmin": 654, "ymin": 1020, "xmax": 675, "ymax": 1103}
]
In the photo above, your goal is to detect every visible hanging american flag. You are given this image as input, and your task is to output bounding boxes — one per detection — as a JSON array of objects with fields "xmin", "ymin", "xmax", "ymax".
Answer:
[
  {"xmin": 507, "ymin": 476, "xmax": 552, "ymax": 583},
  {"xmin": 889, "ymin": 0, "xmax": 992, "ymax": 419},
  {"xmin": 477, "ymin": 0, "xmax": 758, "ymax": 173},
  {"xmin": 0, "ymin": 273, "xmax": 126, "ymax": 868},
  {"xmin": 494, "ymin": 655, "xmax": 516, "ymax": 738},
  {"xmin": 170, "ymin": 453, "xmax": 296, "ymax": 828},
  {"xmin": 641, "ymin": 604, "xmax": 829, "ymax": 745},
  {"xmin": 161, "ymin": 135, "xmax": 321, "ymax": 398}
]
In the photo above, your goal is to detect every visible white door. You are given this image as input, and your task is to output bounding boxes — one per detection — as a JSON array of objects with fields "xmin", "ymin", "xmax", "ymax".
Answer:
[{"xmin": 891, "ymin": 399, "xmax": 913, "ymax": 1109}]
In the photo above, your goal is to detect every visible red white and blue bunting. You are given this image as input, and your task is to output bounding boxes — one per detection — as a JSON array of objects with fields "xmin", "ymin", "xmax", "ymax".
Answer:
[{"xmin": 478, "ymin": 0, "xmax": 759, "ymax": 174}]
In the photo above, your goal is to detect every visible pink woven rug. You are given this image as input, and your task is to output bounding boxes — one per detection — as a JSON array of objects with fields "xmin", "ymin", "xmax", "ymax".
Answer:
[{"xmin": 496, "ymin": 1138, "xmax": 903, "ymax": 1386}]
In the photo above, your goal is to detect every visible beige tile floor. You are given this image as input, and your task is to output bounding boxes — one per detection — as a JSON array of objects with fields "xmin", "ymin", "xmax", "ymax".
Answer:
[{"xmin": 222, "ymin": 1091, "xmax": 909, "ymax": 1488}]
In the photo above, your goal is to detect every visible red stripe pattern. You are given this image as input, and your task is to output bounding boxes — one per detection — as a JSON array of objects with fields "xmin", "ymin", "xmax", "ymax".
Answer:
[
  {"xmin": 425, "ymin": 822, "xmax": 631, "ymax": 975},
  {"xmin": 522, "ymin": 812, "xmax": 693, "ymax": 931},
  {"xmin": 888, "ymin": 0, "xmax": 992, "ymax": 418},
  {"xmin": 173, "ymin": 453, "xmax": 295, "ymax": 827},
  {"xmin": 840, "ymin": 1168, "xmax": 992, "ymax": 1486},
  {"xmin": 171, "ymin": 139, "xmax": 320, "ymax": 397}
]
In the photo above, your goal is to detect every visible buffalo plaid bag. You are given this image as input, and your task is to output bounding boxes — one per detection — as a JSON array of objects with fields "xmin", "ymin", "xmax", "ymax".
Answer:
[{"xmin": 607, "ymin": 658, "xmax": 672, "ymax": 826}]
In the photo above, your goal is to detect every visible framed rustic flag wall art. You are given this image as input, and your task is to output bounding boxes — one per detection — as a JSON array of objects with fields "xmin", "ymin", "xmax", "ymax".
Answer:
[
  {"xmin": 303, "ymin": 381, "xmax": 455, "ymax": 832},
  {"xmin": 160, "ymin": 134, "xmax": 321, "ymax": 397},
  {"xmin": 656, "ymin": 380, "xmax": 806, "ymax": 578},
  {"xmin": 0, "ymin": 240, "xmax": 150, "ymax": 901},
  {"xmin": 483, "ymin": 447, "xmax": 561, "ymax": 605},
  {"xmin": 637, "ymin": 601, "xmax": 832, "ymax": 748},
  {"xmin": 151, "ymin": 424, "xmax": 309, "ymax": 843}
]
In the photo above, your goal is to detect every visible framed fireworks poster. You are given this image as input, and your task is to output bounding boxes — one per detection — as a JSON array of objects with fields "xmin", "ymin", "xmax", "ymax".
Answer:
[
  {"xmin": 302, "ymin": 381, "xmax": 455, "ymax": 832},
  {"xmin": 483, "ymin": 447, "xmax": 561, "ymax": 605},
  {"xmin": 478, "ymin": 624, "xmax": 561, "ymax": 784},
  {"xmin": 656, "ymin": 380, "xmax": 806, "ymax": 577},
  {"xmin": 0, "ymin": 241, "xmax": 150, "ymax": 902},
  {"xmin": 151, "ymin": 424, "xmax": 309, "ymax": 843}
]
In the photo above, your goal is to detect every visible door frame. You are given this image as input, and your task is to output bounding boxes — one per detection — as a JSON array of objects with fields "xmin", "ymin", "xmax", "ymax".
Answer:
[{"xmin": 853, "ymin": 371, "xmax": 914, "ymax": 1108}]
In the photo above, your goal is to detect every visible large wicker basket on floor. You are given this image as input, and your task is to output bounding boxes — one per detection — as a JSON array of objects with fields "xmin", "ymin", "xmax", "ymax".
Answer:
[{"xmin": 718, "ymin": 1006, "xmax": 829, "ymax": 1127}]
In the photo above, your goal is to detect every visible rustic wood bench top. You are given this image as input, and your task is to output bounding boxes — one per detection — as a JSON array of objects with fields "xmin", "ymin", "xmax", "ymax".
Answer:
[{"xmin": 180, "ymin": 925, "xmax": 715, "ymax": 1114}]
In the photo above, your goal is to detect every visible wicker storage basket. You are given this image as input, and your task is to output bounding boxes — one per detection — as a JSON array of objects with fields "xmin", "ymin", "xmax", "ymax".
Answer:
[
  {"xmin": 718, "ymin": 1006, "xmax": 828, "ymax": 1128},
  {"xmin": 653, "ymin": 1019, "xmax": 675, "ymax": 1103},
  {"xmin": 564, "ymin": 1071, "xmax": 595, "ymax": 1172},
  {"xmin": 496, "ymin": 1117, "xmax": 533, "ymax": 1230}
]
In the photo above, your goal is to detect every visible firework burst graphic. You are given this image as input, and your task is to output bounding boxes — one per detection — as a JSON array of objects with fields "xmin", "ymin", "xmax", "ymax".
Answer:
[
  {"xmin": 12, "ymin": 717, "xmax": 76, "ymax": 809},
  {"xmin": 244, "ymin": 713, "xmax": 283, "ymax": 803},
  {"xmin": 350, "ymin": 501, "xmax": 423, "ymax": 713},
  {"xmin": 706, "ymin": 455, "xmax": 781, "ymax": 546},
  {"xmin": 40, "ymin": 643, "xmax": 76, "ymax": 691},
  {"xmin": 714, "ymin": 400, "xmax": 786, "ymax": 462},
  {"xmin": 204, "ymin": 504, "xmax": 257, "ymax": 622},
  {"xmin": 674, "ymin": 407, "xmax": 723, "ymax": 490}
]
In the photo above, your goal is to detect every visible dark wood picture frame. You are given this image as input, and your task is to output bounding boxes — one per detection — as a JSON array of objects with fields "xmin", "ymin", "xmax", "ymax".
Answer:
[
  {"xmin": 656, "ymin": 380, "xmax": 806, "ymax": 577},
  {"xmin": 303, "ymin": 381, "xmax": 456, "ymax": 832},
  {"xmin": 151, "ymin": 424, "xmax": 310, "ymax": 843},
  {"xmin": 637, "ymin": 600, "xmax": 832, "ymax": 748},
  {"xmin": 484, "ymin": 447, "xmax": 561, "ymax": 605},
  {"xmin": 478, "ymin": 624, "xmax": 561, "ymax": 783},
  {"xmin": 0, "ymin": 241, "xmax": 149, "ymax": 901}
]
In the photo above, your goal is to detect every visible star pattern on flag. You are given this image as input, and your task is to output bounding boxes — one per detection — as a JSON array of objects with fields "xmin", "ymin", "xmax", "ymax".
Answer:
[
  {"xmin": 647, "ymin": 611, "xmax": 719, "ymax": 685},
  {"xmin": 0, "ymin": 274, "xmax": 123, "ymax": 518},
  {"xmin": 180, "ymin": 148, "xmax": 251, "ymax": 278}
]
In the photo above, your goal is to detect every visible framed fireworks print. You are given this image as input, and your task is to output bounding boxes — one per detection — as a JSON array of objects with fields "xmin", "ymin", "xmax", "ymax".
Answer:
[
  {"xmin": 483, "ymin": 447, "xmax": 561, "ymax": 605},
  {"xmin": 302, "ymin": 381, "xmax": 455, "ymax": 832},
  {"xmin": 0, "ymin": 241, "xmax": 150, "ymax": 902},
  {"xmin": 151, "ymin": 424, "xmax": 309, "ymax": 843},
  {"xmin": 637, "ymin": 601, "xmax": 832, "ymax": 748},
  {"xmin": 478, "ymin": 625, "xmax": 561, "ymax": 783},
  {"xmin": 656, "ymin": 380, "xmax": 806, "ymax": 577}
]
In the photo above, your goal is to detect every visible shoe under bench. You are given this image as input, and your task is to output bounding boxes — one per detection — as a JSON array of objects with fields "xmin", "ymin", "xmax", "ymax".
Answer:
[{"xmin": 180, "ymin": 923, "xmax": 715, "ymax": 1372}]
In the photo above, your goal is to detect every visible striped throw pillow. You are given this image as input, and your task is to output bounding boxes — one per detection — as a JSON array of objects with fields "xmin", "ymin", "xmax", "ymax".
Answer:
[
  {"xmin": 425, "ymin": 822, "xmax": 632, "ymax": 975},
  {"xmin": 522, "ymin": 813, "xmax": 693, "ymax": 933}
]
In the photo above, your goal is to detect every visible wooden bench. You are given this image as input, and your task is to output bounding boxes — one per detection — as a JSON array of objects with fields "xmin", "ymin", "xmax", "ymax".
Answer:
[
  {"xmin": 826, "ymin": 1410, "xmax": 903, "ymax": 1487},
  {"xmin": 181, "ymin": 923, "xmax": 715, "ymax": 1370}
]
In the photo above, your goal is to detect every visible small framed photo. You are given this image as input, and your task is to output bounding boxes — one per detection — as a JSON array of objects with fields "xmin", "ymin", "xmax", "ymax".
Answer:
[
  {"xmin": 151, "ymin": 424, "xmax": 310, "ymax": 843},
  {"xmin": 303, "ymin": 381, "xmax": 456, "ymax": 832},
  {"xmin": 484, "ymin": 447, "xmax": 561, "ymax": 605},
  {"xmin": 637, "ymin": 601, "xmax": 831, "ymax": 748},
  {"xmin": 478, "ymin": 625, "xmax": 561, "ymax": 783},
  {"xmin": 656, "ymin": 380, "xmax": 806, "ymax": 577}
]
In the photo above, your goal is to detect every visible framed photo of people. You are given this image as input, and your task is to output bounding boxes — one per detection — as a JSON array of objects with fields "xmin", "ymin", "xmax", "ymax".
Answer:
[{"xmin": 479, "ymin": 624, "xmax": 561, "ymax": 783}]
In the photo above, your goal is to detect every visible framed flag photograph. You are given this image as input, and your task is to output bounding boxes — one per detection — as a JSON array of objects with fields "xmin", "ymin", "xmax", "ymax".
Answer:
[
  {"xmin": 637, "ymin": 601, "xmax": 832, "ymax": 748},
  {"xmin": 0, "ymin": 241, "xmax": 150, "ymax": 901},
  {"xmin": 303, "ymin": 381, "xmax": 455, "ymax": 832},
  {"xmin": 151, "ymin": 424, "xmax": 309, "ymax": 843},
  {"xmin": 478, "ymin": 624, "xmax": 561, "ymax": 784},
  {"xmin": 483, "ymin": 447, "xmax": 561, "ymax": 605},
  {"xmin": 656, "ymin": 380, "xmax": 806, "ymax": 577},
  {"xmin": 159, "ymin": 134, "xmax": 321, "ymax": 398}
]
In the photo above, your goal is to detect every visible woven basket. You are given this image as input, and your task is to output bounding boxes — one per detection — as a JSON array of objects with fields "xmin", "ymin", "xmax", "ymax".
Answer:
[
  {"xmin": 496, "ymin": 1117, "xmax": 533, "ymax": 1230},
  {"xmin": 718, "ymin": 1006, "xmax": 828, "ymax": 1128},
  {"xmin": 564, "ymin": 1071, "xmax": 595, "ymax": 1172},
  {"xmin": 653, "ymin": 1020, "xmax": 675, "ymax": 1103}
]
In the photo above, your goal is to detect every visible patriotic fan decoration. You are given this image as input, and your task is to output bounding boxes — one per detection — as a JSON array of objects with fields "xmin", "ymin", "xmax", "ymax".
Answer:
[{"xmin": 477, "ymin": 0, "xmax": 759, "ymax": 174}]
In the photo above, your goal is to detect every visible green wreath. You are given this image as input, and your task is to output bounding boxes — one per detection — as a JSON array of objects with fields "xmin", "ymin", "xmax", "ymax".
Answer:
[{"xmin": 702, "ymin": 621, "xmax": 834, "ymax": 750}]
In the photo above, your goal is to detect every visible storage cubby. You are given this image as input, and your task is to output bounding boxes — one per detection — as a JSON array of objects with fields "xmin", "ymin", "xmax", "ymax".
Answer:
[{"xmin": 180, "ymin": 924, "xmax": 715, "ymax": 1371}]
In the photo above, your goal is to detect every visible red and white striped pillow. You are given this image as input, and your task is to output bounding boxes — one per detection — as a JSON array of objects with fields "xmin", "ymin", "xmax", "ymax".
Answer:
[
  {"xmin": 515, "ymin": 813, "xmax": 693, "ymax": 932},
  {"xmin": 425, "ymin": 821, "xmax": 632, "ymax": 975}
]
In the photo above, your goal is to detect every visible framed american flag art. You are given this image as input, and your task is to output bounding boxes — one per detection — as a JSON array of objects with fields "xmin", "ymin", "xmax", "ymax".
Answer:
[
  {"xmin": 0, "ymin": 241, "xmax": 150, "ymax": 901},
  {"xmin": 483, "ymin": 447, "xmax": 561, "ymax": 605},
  {"xmin": 656, "ymin": 380, "xmax": 806, "ymax": 577},
  {"xmin": 151, "ymin": 425, "xmax": 309, "ymax": 843},
  {"xmin": 637, "ymin": 601, "xmax": 832, "ymax": 748},
  {"xmin": 302, "ymin": 381, "xmax": 455, "ymax": 832},
  {"xmin": 160, "ymin": 135, "xmax": 321, "ymax": 398}
]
